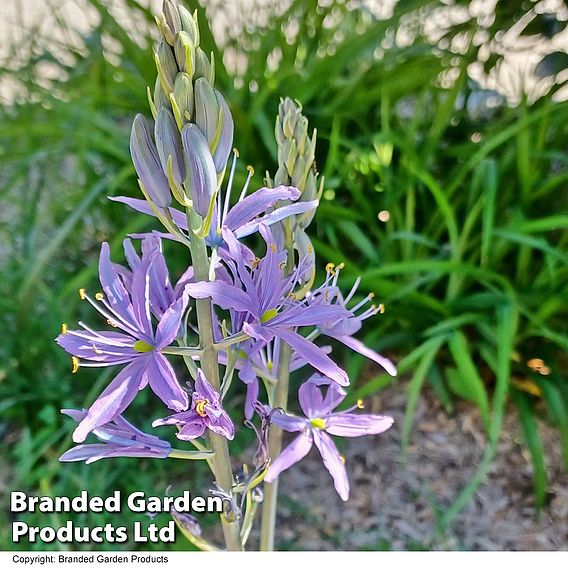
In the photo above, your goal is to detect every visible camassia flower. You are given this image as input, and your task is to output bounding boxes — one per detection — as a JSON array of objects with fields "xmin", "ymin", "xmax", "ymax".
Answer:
[
  {"xmin": 153, "ymin": 369, "xmax": 234, "ymax": 441},
  {"xmin": 59, "ymin": 409, "xmax": 172, "ymax": 463},
  {"xmin": 184, "ymin": 225, "xmax": 351, "ymax": 387},
  {"xmin": 56, "ymin": 242, "xmax": 189, "ymax": 443},
  {"xmin": 264, "ymin": 376, "xmax": 394, "ymax": 501},
  {"xmin": 311, "ymin": 264, "xmax": 397, "ymax": 378}
]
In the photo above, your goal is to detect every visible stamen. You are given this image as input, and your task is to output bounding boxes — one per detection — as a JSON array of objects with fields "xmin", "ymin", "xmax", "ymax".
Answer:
[
  {"xmin": 251, "ymin": 257, "xmax": 261, "ymax": 269},
  {"xmin": 368, "ymin": 292, "xmax": 375, "ymax": 299},
  {"xmin": 269, "ymin": 243, "xmax": 277, "ymax": 252},
  {"xmin": 61, "ymin": 323, "xmax": 68, "ymax": 334},
  {"xmin": 325, "ymin": 262, "xmax": 335, "ymax": 274},
  {"xmin": 71, "ymin": 356, "xmax": 80, "ymax": 374},
  {"xmin": 356, "ymin": 399, "xmax": 365, "ymax": 409},
  {"xmin": 92, "ymin": 343, "xmax": 103, "ymax": 355},
  {"xmin": 378, "ymin": 303, "xmax": 385, "ymax": 314},
  {"xmin": 78, "ymin": 288, "xmax": 87, "ymax": 300},
  {"xmin": 339, "ymin": 455, "xmax": 346, "ymax": 464},
  {"xmin": 238, "ymin": 165, "xmax": 254, "ymax": 201},
  {"xmin": 95, "ymin": 292, "xmax": 105, "ymax": 301},
  {"xmin": 222, "ymin": 148, "xmax": 240, "ymax": 225},
  {"xmin": 106, "ymin": 319, "xmax": 118, "ymax": 327},
  {"xmin": 194, "ymin": 399, "xmax": 209, "ymax": 418}
]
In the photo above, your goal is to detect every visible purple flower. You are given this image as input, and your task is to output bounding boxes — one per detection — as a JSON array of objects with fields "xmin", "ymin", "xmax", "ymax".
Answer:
[
  {"xmin": 56, "ymin": 242, "xmax": 189, "ymax": 443},
  {"xmin": 311, "ymin": 266, "xmax": 397, "ymax": 377},
  {"xmin": 184, "ymin": 225, "xmax": 351, "ymax": 387},
  {"xmin": 264, "ymin": 376, "xmax": 394, "ymax": 501},
  {"xmin": 153, "ymin": 370, "xmax": 234, "ymax": 441},
  {"xmin": 59, "ymin": 409, "xmax": 171, "ymax": 463}
]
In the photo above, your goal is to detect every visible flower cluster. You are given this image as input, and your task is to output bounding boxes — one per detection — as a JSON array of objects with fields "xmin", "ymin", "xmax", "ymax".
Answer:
[{"xmin": 56, "ymin": 0, "xmax": 395, "ymax": 551}]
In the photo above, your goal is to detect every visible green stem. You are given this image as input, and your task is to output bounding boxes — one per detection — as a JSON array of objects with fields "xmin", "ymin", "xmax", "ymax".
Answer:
[
  {"xmin": 259, "ymin": 233, "xmax": 295, "ymax": 551},
  {"xmin": 189, "ymin": 233, "xmax": 243, "ymax": 551}
]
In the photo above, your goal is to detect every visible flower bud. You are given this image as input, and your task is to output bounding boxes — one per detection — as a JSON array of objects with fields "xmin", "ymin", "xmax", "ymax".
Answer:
[
  {"xmin": 155, "ymin": 107, "xmax": 185, "ymax": 185},
  {"xmin": 163, "ymin": 0, "xmax": 181, "ymax": 38},
  {"xmin": 174, "ymin": 31, "xmax": 196, "ymax": 76},
  {"xmin": 212, "ymin": 91, "xmax": 234, "ymax": 174},
  {"xmin": 182, "ymin": 123, "xmax": 217, "ymax": 217},
  {"xmin": 178, "ymin": 5, "xmax": 199, "ymax": 45},
  {"xmin": 130, "ymin": 114, "xmax": 172, "ymax": 208},
  {"xmin": 194, "ymin": 48, "xmax": 213, "ymax": 83},
  {"xmin": 194, "ymin": 77, "xmax": 219, "ymax": 145},
  {"xmin": 172, "ymin": 72, "xmax": 194, "ymax": 121},
  {"xmin": 153, "ymin": 77, "xmax": 170, "ymax": 111},
  {"xmin": 155, "ymin": 40, "xmax": 178, "ymax": 94}
]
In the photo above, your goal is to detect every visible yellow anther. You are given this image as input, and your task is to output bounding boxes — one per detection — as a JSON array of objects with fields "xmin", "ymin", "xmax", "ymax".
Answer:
[
  {"xmin": 251, "ymin": 257, "xmax": 261, "ymax": 269},
  {"xmin": 307, "ymin": 244, "xmax": 313, "ymax": 253},
  {"xmin": 288, "ymin": 292, "xmax": 297, "ymax": 301},
  {"xmin": 95, "ymin": 292, "xmax": 104, "ymax": 301},
  {"xmin": 92, "ymin": 343, "xmax": 103, "ymax": 355},
  {"xmin": 339, "ymin": 455, "xmax": 346, "ymax": 464},
  {"xmin": 233, "ymin": 148, "xmax": 240, "ymax": 158},
  {"xmin": 378, "ymin": 303, "xmax": 385, "ymax": 314},
  {"xmin": 71, "ymin": 356, "xmax": 80, "ymax": 374},
  {"xmin": 368, "ymin": 292, "xmax": 375, "ymax": 299},
  {"xmin": 270, "ymin": 243, "xmax": 277, "ymax": 252},
  {"xmin": 325, "ymin": 262, "xmax": 335, "ymax": 274},
  {"xmin": 61, "ymin": 323, "xmax": 68, "ymax": 334},
  {"xmin": 247, "ymin": 165, "xmax": 254, "ymax": 176},
  {"xmin": 356, "ymin": 399, "xmax": 365, "ymax": 409},
  {"xmin": 279, "ymin": 261, "xmax": 286, "ymax": 270},
  {"xmin": 527, "ymin": 358, "xmax": 545, "ymax": 370},
  {"xmin": 194, "ymin": 399, "xmax": 209, "ymax": 418},
  {"xmin": 107, "ymin": 319, "xmax": 118, "ymax": 327},
  {"xmin": 337, "ymin": 262, "xmax": 345, "ymax": 270},
  {"xmin": 78, "ymin": 288, "xmax": 87, "ymax": 300}
]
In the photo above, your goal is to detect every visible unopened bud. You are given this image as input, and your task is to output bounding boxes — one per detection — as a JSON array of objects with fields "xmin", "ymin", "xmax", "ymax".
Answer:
[
  {"xmin": 174, "ymin": 31, "xmax": 196, "ymax": 76},
  {"xmin": 155, "ymin": 40, "xmax": 178, "ymax": 94},
  {"xmin": 163, "ymin": 0, "xmax": 181, "ymax": 38},
  {"xmin": 194, "ymin": 77, "xmax": 220, "ymax": 145},
  {"xmin": 194, "ymin": 48, "xmax": 213, "ymax": 84},
  {"xmin": 178, "ymin": 5, "xmax": 199, "ymax": 45},
  {"xmin": 173, "ymin": 72, "xmax": 194, "ymax": 122},
  {"xmin": 155, "ymin": 107, "xmax": 185, "ymax": 185}
]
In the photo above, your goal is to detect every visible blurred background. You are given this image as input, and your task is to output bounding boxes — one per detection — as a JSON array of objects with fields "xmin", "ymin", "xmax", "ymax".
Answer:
[{"xmin": 1, "ymin": 0, "xmax": 568, "ymax": 551}]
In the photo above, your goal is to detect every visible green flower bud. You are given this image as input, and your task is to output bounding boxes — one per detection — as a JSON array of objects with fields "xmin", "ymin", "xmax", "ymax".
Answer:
[
  {"xmin": 155, "ymin": 39, "xmax": 178, "ymax": 94},
  {"xmin": 194, "ymin": 48, "xmax": 214, "ymax": 84},
  {"xmin": 174, "ymin": 31, "xmax": 196, "ymax": 76},
  {"xmin": 173, "ymin": 72, "xmax": 194, "ymax": 122},
  {"xmin": 178, "ymin": 5, "xmax": 199, "ymax": 45}
]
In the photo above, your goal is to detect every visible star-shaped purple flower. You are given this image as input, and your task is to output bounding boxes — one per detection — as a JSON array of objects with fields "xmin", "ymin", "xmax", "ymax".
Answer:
[
  {"xmin": 264, "ymin": 375, "xmax": 394, "ymax": 501},
  {"xmin": 56, "ymin": 242, "xmax": 189, "ymax": 442},
  {"xmin": 184, "ymin": 225, "xmax": 351, "ymax": 387},
  {"xmin": 59, "ymin": 409, "xmax": 172, "ymax": 463},
  {"xmin": 153, "ymin": 370, "xmax": 234, "ymax": 441}
]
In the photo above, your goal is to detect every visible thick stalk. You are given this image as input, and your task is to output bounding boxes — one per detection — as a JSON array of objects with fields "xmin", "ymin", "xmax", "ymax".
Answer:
[
  {"xmin": 189, "ymin": 234, "xmax": 243, "ymax": 551},
  {"xmin": 259, "ymin": 235, "xmax": 295, "ymax": 551}
]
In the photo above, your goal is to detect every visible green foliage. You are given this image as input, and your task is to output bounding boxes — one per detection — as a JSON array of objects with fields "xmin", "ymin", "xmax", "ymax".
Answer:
[{"xmin": 1, "ymin": 0, "xmax": 567, "ymax": 550}]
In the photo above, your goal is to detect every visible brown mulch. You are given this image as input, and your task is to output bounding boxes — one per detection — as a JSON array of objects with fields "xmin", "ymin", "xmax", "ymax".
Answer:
[{"xmin": 249, "ymin": 383, "xmax": 568, "ymax": 551}]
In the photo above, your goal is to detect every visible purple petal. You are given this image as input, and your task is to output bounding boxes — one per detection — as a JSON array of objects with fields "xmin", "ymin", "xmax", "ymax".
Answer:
[
  {"xmin": 60, "ymin": 445, "xmax": 113, "ymax": 463},
  {"xmin": 235, "ymin": 200, "xmax": 318, "ymax": 239},
  {"xmin": 269, "ymin": 411, "xmax": 307, "ymax": 432},
  {"xmin": 313, "ymin": 431, "xmax": 350, "ymax": 501},
  {"xmin": 147, "ymin": 352, "xmax": 189, "ymax": 412},
  {"xmin": 56, "ymin": 330, "xmax": 136, "ymax": 363},
  {"xmin": 181, "ymin": 123, "xmax": 217, "ymax": 217},
  {"xmin": 193, "ymin": 370, "xmax": 220, "ymax": 402},
  {"xmin": 72, "ymin": 360, "xmax": 146, "ymax": 443},
  {"xmin": 98, "ymin": 243, "xmax": 139, "ymax": 331},
  {"xmin": 298, "ymin": 380, "xmax": 325, "ymax": 419},
  {"xmin": 327, "ymin": 334, "xmax": 397, "ymax": 377},
  {"xmin": 184, "ymin": 281, "xmax": 257, "ymax": 314},
  {"xmin": 325, "ymin": 413, "xmax": 394, "ymax": 438},
  {"xmin": 109, "ymin": 197, "xmax": 188, "ymax": 230},
  {"xmin": 264, "ymin": 431, "xmax": 313, "ymax": 483},
  {"xmin": 272, "ymin": 304, "xmax": 351, "ymax": 328},
  {"xmin": 208, "ymin": 408, "xmax": 235, "ymax": 440},
  {"xmin": 154, "ymin": 293, "xmax": 189, "ymax": 348},
  {"xmin": 177, "ymin": 420, "xmax": 207, "ymax": 440},
  {"xmin": 224, "ymin": 186, "xmax": 300, "ymax": 232},
  {"xmin": 244, "ymin": 375, "xmax": 259, "ymax": 421},
  {"xmin": 130, "ymin": 114, "xmax": 171, "ymax": 208},
  {"xmin": 273, "ymin": 328, "xmax": 349, "ymax": 387},
  {"xmin": 130, "ymin": 252, "xmax": 154, "ymax": 340}
]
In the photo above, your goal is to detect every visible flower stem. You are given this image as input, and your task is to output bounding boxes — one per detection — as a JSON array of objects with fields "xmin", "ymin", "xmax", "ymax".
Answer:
[
  {"xmin": 189, "ymin": 233, "xmax": 243, "ymax": 551},
  {"xmin": 259, "ymin": 232, "xmax": 295, "ymax": 551}
]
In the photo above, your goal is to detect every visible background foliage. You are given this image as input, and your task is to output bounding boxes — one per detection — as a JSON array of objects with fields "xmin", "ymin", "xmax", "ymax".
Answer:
[{"xmin": 1, "ymin": 0, "xmax": 567, "ymax": 550}]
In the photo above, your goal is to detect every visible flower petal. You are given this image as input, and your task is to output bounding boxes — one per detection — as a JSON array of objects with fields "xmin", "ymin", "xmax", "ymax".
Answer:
[
  {"xmin": 273, "ymin": 328, "xmax": 349, "ymax": 386},
  {"xmin": 326, "ymin": 333, "xmax": 397, "ymax": 377},
  {"xmin": 184, "ymin": 281, "xmax": 257, "ymax": 314},
  {"xmin": 269, "ymin": 411, "xmax": 306, "ymax": 433},
  {"xmin": 193, "ymin": 369, "xmax": 220, "ymax": 403},
  {"xmin": 177, "ymin": 420, "xmax": 207, "ymax": 440},
  {"xmin": 147, "ymin": 352, "xmax": 189, "ymax": 412},
  {"xmin": 208, "ymin": 408, "xmax": 235, "ymax": 440},
  {"xmin": 264, "ymin": 431, "xmax": 313, "ymax": 483},
  {"xmin": 313, "ymin": 431, "xmax": 350, "ymax": 501},
  {"xmin": 325, "ymin": 413, "xmax": 394, "ymax": 438},
  {"xmin": 72, "ymin": 360, "xmax": 146, "ymax": 443},
  {"xmin": 109, "ymin": 197, "xmax": 188, "ymax": 230},
  {"xmin": 154, "ymin": 293, "xmax": 189, "ymax": 348},
  {"xmin": 224, "ymin": 186, "xmax": 300, "ymax": 232},
  {"xmin": 298, "ymin": 380, "xmax": 325, "ymax": 419}
]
